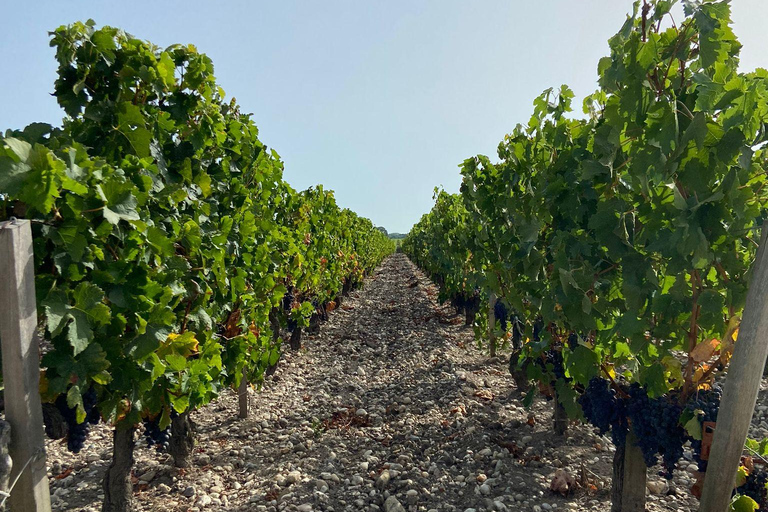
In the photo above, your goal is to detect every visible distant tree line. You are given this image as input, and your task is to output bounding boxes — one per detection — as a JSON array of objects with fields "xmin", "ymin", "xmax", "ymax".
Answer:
[{"xmin": 374, "ymin": 227, "xmax": 407, "ymax": 240}]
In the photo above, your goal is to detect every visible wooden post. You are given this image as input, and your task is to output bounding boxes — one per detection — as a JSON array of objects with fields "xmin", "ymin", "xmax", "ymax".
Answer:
[
  {"xmin": 238, "ymin": 370, "xmax": 248, "ymax": 419},
  {"xmin": 700, "ymin": 222, "xmax": 768, "ymax": 512},
  {"xmin": 488, "ymin": 293, "xmax": 497, "ymax": 358},
  {"xmin": 0, "ymin": 420, "xmax": 12, "ymax": 511},
  {"xmin": 0, "ymin": 220, "xmax": 52, "ymax": 512}
]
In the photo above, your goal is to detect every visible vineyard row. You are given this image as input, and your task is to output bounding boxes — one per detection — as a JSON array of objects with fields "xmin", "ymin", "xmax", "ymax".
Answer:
[
  {"xmin": 403, "ymin": 1, "xmax": 768, "ymax": 511},
  {"xmin": 0, "ymin": 20, "xmax": 394, "ymax": 512}
]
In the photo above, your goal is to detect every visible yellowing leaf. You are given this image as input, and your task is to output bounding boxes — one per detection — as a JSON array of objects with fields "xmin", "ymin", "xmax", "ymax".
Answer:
[
  {"xmin": 157, "ymin": 332, "xmax": 199, "ymax": 358},
  {"xmin": 92, "ymin": 370, "xmax": 112, "ymax": 385},
  {"xmin": 662, "ymin": 356, "xmax": 684, "ymax": 387},
  {"xmin": 735, "ymin": 465, "xmax": 749, "ymax": 488},
  {"xmin": 720, "ymin": 317, "xmax": 740, "ymax": 366},
  {"xmin": 730, "ymin": 495, "xmax": 758, "ymax": 512},
  {"xmin": 115, "ymin": 399, "xmax": 131, "ymax": 424},
  {"xmin": 694, "ymin": 363, "xmax": 715, "ymax": 384}
]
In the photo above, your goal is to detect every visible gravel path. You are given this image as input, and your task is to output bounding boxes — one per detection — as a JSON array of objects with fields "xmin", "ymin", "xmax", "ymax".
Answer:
[{"xmin": 46, "ymin": 254, "xmax": 733, "ymax": 512}]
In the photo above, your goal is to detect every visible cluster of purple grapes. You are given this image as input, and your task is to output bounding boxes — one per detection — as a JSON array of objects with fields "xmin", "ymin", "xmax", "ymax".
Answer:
[
  {"xmin": 625, "ymin": 383, "xmax": 685, "ymax": 478},
  {"xmin": 578, "ymin": 378, "xmax": 724, "ymax": 479},
  {"xmin": 566, "ymin": 332, "xmax": 580, "ymax": 349},
  {"xmin": 282, "ymin": 287, "xmax": 298, "ymax": 331},
  {"xmin": 578, "ymin": 377, "xmax": 627, "ymax": 446},
  {"xmin": 143, "ymin": 416, "xmax": 171, "ymax": 452},
  {"xmin": 311, "ymin": 298, "xmax": 328, "ymax": 322},
  {"xmin": 685, "ymin": 386, "xmax": 721, "ymax": 423},
  {"xmin": 533, "ymin": 349, "xmax": 567, "ymax": 391},
  {"xmin": 545, "ymin": 350, "xmax": 566, "ymax": 381},
  {"xmin": 463, "ymin": 290, "xmax": 481, "ymax": 320},
  {"xmin": 281, "ymin": 287, "xmax": 295, "ymax": 311},
  {"xmin": 533, "ymin": 350, "xmax": 567, "ymax": 403},
  {"xmin": 685, "ymin": 385, "xmax": 721, "ymax": 473},
  {"xmin": 47, "ymin": 387, "xmax": 100, "ymax": 453},
  {"xmin": 493, "ymin": 301, "xmax": 508, "ymax": 330},
  {"xmin": 737, "ymin": 469, "xmax": 768, "ymax": 511},
  {"xmin": 493, "ymin": 300, "xmax": 524, "ymax": 347}
]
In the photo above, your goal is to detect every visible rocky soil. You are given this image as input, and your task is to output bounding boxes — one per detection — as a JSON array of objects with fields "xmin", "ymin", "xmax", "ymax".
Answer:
[{"xmin": 44, "ymin": 254, "xmax": 767, "ymax": 512}]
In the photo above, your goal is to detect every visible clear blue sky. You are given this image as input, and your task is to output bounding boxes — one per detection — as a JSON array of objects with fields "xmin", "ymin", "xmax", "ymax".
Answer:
[{"xmin": 2, "ymin": 1, "xmax": 767, "ymax": 233}]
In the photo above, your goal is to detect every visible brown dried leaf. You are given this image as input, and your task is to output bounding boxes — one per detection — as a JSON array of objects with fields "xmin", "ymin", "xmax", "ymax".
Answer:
[
  {"xmin": 55, "ymin": 468, "xmax": 73, "ymax": 480},
  {"xmin": 720, "ymin": 319, "xmax": 740, "ymax": 366},
  {"xmin": 691, "ymin": 338, "xmax": 718, "ymax": 364},
  {"xmin": 474, "ymin": 389, "xmax": 494, "ymax": 401},
  {"xmin": 449, "ymin": 405, "xmax": 467, "ymax": 416},
  {"xmin": 690, "ymin": 472, "xmax": 705, "ymax": 499}
]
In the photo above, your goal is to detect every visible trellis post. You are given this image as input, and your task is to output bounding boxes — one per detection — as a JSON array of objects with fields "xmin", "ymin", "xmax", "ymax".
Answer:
[
  {"xmin": 0, "ymin": 219, "xmax": 52, "ymax": 512},
  {"xmin": 699, "ymin": 222, "xmax": 768, "ymax": 512}
]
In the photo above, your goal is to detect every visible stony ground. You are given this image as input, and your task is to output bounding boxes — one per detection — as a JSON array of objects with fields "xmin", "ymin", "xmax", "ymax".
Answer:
[{"xmin": 45, "ymin": 254, "xmax": 765, "ymax": 512}]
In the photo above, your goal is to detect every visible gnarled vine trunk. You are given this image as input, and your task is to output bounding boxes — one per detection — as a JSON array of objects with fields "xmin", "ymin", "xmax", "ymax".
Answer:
[
  {"xmin": 290, "ymin": 327, "xmax": 303, "ymax": 351},
  {"xmin": 102, "ymin": 425, "xmax": 136, "ymax": 512},
  {"xmin": 610, "ymin": 431, "xmax": 646, "ymax": 512},
  {"xmin": 269, "ymin": 307, "xmax": 281, "ymax": 341},
  {"xmin": 508, "ymin": 350, "xmax": 530, "ymax": 393},
  {"xmin": 265, "ymin": 307, "xmax": 281, "ymax": 377},
  {"xmin": 169, "ymin": 412, "xmax": 195, "ymax": 468},
  {"xmin": 610, "ymin": 441, "xmax": 625, "ymax": 512},
  {"xmin": 463, "ymin": 292, "xmax": 481, "ymax": 327},
  {"xmin": 488, "ymin": 293, "xmax": 497, "ymax": 358},
  {"xmin": 553, "ymin": 393, "xmax": 568, "ymax": 436},
  {"xmin": 464, "ymin": 303, "xmax": 478, "ymax": 326},
  {"xmin": 308, "ymin": 312, "xmax": 321, "ymax": 333}
]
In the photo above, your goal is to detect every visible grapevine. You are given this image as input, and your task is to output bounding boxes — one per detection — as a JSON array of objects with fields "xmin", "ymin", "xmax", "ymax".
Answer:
[
  {"xmin": 403, "ymin": 0, "xmax": 768, "ymax": 509},
  {"xmin": 0, "ymin": 19, "xmax": 393, "ymax": 512}
]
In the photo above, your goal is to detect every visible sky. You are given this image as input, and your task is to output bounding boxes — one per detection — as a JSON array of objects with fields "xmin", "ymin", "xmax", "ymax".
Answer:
[{"xmin": 2, "ymin": 1, "xmax": 767, "ymax": 233}]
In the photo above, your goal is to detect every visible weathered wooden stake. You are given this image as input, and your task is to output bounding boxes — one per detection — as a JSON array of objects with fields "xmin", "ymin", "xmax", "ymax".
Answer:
[
  {"xmin": 700, "ymin": 222, "xmax": 768, "ymax": 512},
  {"xmin": 488, "ymin": 293, "xmax": 497, "ymax": 358},
  {"xmin": 0, "ymin": 420, "xmax": 12, "ymax": 511},
  {"xmin": 0, "ymin": 220, "xmax": 52, "ymax": 512}
]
